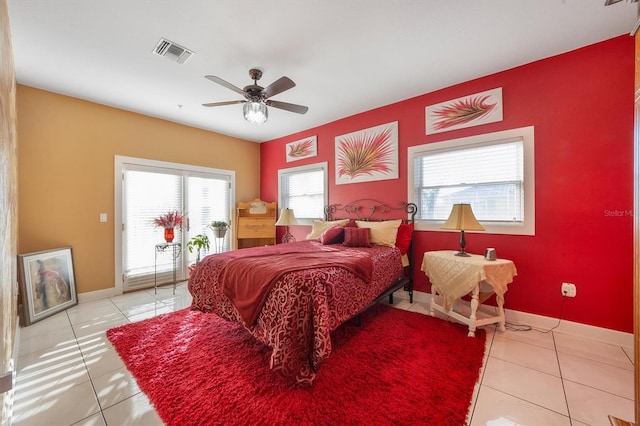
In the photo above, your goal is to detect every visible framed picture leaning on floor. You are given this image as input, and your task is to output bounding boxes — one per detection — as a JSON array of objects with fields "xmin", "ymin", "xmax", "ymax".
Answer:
[{"xmin": 18, "ymin": 246, "xmax": 78, "ymax": 326}]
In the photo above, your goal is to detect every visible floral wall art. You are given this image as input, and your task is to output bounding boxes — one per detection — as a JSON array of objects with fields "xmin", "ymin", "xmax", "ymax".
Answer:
[
  {"xmin": 335, "ymin": 121, "xmax": 398, "ymax": 185},
  {"xmin": 285, "ymin": 136, "xmax": 317, "ymax": 162},
  {"xmin": 426, "ymin": 87, "xmax": 503, "ymax": 135}
]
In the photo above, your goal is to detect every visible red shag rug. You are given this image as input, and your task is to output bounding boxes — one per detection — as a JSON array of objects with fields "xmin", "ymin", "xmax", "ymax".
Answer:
[{"xmin": 107, "ymin": 304, "xmax": 486, "ymax": 426}]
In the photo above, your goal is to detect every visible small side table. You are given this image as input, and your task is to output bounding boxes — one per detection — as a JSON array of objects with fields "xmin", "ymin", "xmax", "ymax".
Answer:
[
  {"xmin": 212, "ymin": 235, "xmax": 227, "ymax": 254},
  {"xmin": 154, "ymin": 242, "xmax": 181, "ymax": 295},
  {"xmin": 421, "ymin": 250, "xmax": 517, "ymax": 337}
]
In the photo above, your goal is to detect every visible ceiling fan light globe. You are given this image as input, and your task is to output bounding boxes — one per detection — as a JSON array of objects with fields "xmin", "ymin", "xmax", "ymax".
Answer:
[{"xmin": 243, "ymin": 102, "xmax": 268, "ymax": 124}]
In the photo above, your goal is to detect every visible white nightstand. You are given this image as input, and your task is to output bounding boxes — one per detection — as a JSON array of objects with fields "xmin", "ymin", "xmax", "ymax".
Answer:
[{"xmin": 421, "ymin": 250, "xmax": 517, "ymax": 337}]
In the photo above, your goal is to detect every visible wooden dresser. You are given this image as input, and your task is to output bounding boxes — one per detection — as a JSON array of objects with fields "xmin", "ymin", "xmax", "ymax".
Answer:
[{"xmin": 236, "ymin": 199, "xmax": 277, "ymax": 249}]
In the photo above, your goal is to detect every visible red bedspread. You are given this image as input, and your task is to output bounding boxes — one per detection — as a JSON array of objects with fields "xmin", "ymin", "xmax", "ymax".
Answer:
[
  {"xmin": 220, "ymin": 242, "xmax": 373, "ymax": 326},
  {"xmin": 188, "ymin": 240, "xmax": 403, "ymax": 385}
]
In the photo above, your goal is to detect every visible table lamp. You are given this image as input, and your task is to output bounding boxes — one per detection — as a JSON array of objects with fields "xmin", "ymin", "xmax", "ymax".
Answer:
[
  {"xmin": 441, "ymin": 203, "xmax": 485, "ymax": 256},
  {"xmin": 275, "ymin": 208, "xmax": 299, "ymax": 243}
]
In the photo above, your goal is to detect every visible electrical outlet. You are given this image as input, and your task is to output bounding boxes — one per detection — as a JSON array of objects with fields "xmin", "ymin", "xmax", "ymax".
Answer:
[{"xmin": 561, "ymin": 282, "xmax": 576, "ymax": 297}]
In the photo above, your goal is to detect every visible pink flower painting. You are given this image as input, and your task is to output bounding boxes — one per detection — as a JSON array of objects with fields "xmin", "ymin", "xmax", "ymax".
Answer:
[
  {"xmin": 335, "ymin": 122, "xmax": 398, "ymax": 185},
  {"xmin": 426, "ymin": 88, "xmax": 503, "ymax": 135},
  {"xmin": 286, "ymin": 136, "xmax": 317, "ymax": 162}
]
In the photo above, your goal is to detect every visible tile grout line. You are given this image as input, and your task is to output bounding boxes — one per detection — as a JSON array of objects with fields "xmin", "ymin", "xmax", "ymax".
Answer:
[
  {"xmin": 466, "ymin": 324, "xmax": 498, "ymax": 425},
  {"xmin": 69, "ymin": 296, "xmax": 147, "ymax": 424},
  {"xmin": 65, "ymin": 309, "xmax": 108, "ymax": 426},
  {"xmin": 479, "ymin": 383, "xmax": 574, "ymax": 421},
  {"xmin": 552, "ymin": 331, "xmax": 576, "ymax": 425}
]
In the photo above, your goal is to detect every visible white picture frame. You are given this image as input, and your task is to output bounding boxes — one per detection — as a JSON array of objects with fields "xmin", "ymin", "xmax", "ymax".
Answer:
[
  {"xmin": 426, "ymin": 87, "xmax": 503, "ymax": 135},
  {"xmin": 285, "ymin": 136, "xmax": 318, "ymax": 162},
  {"xmin": 335, "ymin": 121, "xmax": 399, "ymax": 185}
]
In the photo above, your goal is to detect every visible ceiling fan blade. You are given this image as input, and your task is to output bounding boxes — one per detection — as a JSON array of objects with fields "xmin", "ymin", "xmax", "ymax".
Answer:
[
  {"xmin": 262, "ymin": 77, "xmax": 296, "ymax": 99},
  {"xmin": 205, "ymin": 75, "xmax": 247, "ymax": 97},
  {"xmin": 604, "ymin": 0, "xmax": 636, "ymax": 4},
  {"xmin": 266, "ymin": 100, "xmax": 308, "ymax": 114},
  {"xmin": 202, "ymin": 100, "xmax": 245, "ymax": 107}
]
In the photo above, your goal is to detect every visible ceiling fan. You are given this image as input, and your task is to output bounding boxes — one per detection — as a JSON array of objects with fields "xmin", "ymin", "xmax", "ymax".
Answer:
[
  {"xmin": 604, "ymin": 0, "xmax": 637, "ymax": 5},
  {"xmin": 202, "ymin": 68, "xmax": 309, "ymax": 124},
  {"xmin": 604, "ymin": 0, "xmax": 640, "ymax": 36}
]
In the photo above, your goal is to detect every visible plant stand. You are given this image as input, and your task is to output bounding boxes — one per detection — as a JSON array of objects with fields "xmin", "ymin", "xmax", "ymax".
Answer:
[
  {"xmin": 211, "ymin": 227, "xmax": 228, "ymax": 253},
  {"xmin": 213, "ymin": 235, "xmax": 226, "ymax": 254},
  {"xmin": 154, "ymin": 242, "xmax": 181, "ymax": 295}
]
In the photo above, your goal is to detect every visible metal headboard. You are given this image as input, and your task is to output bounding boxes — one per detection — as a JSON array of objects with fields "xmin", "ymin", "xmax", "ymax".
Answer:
[{"xmin": 324, "ymin": 199, "xmax": 417, "ymax": 223}]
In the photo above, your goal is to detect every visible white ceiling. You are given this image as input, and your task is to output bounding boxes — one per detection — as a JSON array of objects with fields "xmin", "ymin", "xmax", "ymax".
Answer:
[{"xmin": 7, "ymin": 0, "xmax": 638, "ymax": 143}]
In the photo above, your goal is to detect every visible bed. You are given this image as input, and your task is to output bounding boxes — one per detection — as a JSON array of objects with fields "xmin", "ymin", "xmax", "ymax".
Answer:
[{"xmin": 188, "ymin": 200, "xmax": 417, "ymax": 385}]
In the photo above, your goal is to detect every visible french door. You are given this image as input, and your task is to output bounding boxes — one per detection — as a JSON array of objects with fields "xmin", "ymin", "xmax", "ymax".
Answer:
[{"xmin": 115, "ymin": 156, "xmax": 234, "ymax": 293}]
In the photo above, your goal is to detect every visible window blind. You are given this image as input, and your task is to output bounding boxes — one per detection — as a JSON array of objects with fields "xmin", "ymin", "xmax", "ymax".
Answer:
[
  {"xmin": 280, "ymin": 166, "xmax": 326, "ymax": 220},
  {"xmin": 123, "ymin": 168, "xmax": 183, "ymax": 287},
  {"xmin": 186, "ymin": 174, "xmax": 231, "ymax": 259},
  {"xmin": 414, "ymin": 139, "xmax": 524, "ymax": 222}
]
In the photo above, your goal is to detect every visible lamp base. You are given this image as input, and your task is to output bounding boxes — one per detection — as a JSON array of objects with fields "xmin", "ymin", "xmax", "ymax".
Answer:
[
  {"xmin": 281, "ymin": 226, "xmax": 296, "ymax": 244},
  {"xmin": 455, "ymin": 230, "xmax": 470, "ymax": 256}
]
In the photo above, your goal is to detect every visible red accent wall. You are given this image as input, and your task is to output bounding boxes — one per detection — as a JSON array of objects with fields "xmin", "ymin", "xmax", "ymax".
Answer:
[{"xmin": 261, "ymin": 36, "xmax": 634, "ymax": 333}]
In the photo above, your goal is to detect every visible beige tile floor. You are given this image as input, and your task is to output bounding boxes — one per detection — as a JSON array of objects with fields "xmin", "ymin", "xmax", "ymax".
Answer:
[{"xmin": 11, "ymin": 282, "xmax": 636, "ymax": 425}]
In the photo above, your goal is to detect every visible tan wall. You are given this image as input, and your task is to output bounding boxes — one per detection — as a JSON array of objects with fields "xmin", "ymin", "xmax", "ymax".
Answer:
[
  {"xmin": 1, "ymin": 0, "xmax": 19, "ymax": 422},
  {"xmin": 16, "ymin": 85, "xmax": 260, "ymax": 294}
]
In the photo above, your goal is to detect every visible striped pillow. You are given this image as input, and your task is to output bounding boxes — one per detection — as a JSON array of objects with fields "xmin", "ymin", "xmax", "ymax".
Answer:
[{"xmin": 343, "ymin": 227, "xmax": 371, "ymax": 247}]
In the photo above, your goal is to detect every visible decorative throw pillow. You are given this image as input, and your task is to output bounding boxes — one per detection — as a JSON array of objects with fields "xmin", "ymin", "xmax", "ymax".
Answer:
[
  {"xmin": 356, "ymin": 219, "xmax": 402, "ymax": 247},
  {"xmin": 343, "ymin": 227, "xmax": 371, "ymax": 247},
  {"xmin": 395, "ymin": 222, "xmax": 414, "ymax": 255},
  {"xmin": 306, "ymin": 219, "xmax": 350, "ymax": 240},
  {"xmin": 319, "ymin": 225, "xmax": 345, "ymax": 245}
]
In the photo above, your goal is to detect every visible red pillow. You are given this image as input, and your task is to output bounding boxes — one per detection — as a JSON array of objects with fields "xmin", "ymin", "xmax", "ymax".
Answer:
[
  {"xmin": 320, "ymin": 225, "xmax": 345, "ymax": 245},
  {"xmin": 344, "ymin": 219, "xmax": 358, "ymax": 228},
  {"xmin": 395, "ymin": 222, "xmax": 414, "ymax": 255},
  {"xmin": 343, "ymin": 227, "xmax": 371, "ymax": 247}
]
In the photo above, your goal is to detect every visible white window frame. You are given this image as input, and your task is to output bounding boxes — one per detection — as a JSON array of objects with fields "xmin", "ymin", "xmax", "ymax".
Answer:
[
  {"xmin": 278, "ymin": 162, "xmax": 328, "ymax": 226},
  {"xmin": 114, "ymin": 156, "xmax": 235, "ymax": 295},
  {"xmin": 408, "ymin": 126, "xmax": 535, "ymax": 236}
]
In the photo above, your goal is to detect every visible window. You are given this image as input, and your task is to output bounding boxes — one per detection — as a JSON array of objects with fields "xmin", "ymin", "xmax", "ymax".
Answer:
[
  {"xmin": 408, "ymin": 126, "xmax": 535, "ymax": 235},
  {"xmin": 122, "ymin": 167, "xmax": 184, "ymax": 287},
  {"xmin": 115, "ymin": 156, "xmax": 235, "ymax": 294},
  {"xmin": 278, "ymin": 162, "xmax": 328, "ymax": 224}
]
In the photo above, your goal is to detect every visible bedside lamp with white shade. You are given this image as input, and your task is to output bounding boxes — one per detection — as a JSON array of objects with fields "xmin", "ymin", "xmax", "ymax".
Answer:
[{"xmin": 275, "ymin": 208, "xmax": 299, "ymax": 243}]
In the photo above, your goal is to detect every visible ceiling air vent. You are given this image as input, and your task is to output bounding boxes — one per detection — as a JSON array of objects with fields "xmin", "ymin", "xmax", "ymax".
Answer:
[{"xmin": 153, "ymin": 38, "xmax": 193, "ymax": 64}]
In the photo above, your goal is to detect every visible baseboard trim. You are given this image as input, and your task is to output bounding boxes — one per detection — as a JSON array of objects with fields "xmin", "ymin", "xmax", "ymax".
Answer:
[
  {"xmin": 77, "ymin": 287, "xmax": 117, "ymax": 303},
  {"xmin": 395, "ymin": 289, "xmax": 633, "ymax": 348}
]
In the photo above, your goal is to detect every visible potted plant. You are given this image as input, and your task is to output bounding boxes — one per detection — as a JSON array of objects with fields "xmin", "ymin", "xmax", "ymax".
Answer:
[
  {"xmin": 209, "ymin": 220, "xmax": 229, "ymax": 238},
  {"xmin": 153, "ymin": 210, "xmax": 185, "ymax": 243},
  {"xmin": 187, "ymin": 234, "xmax": 210, "ymax": 265}
]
